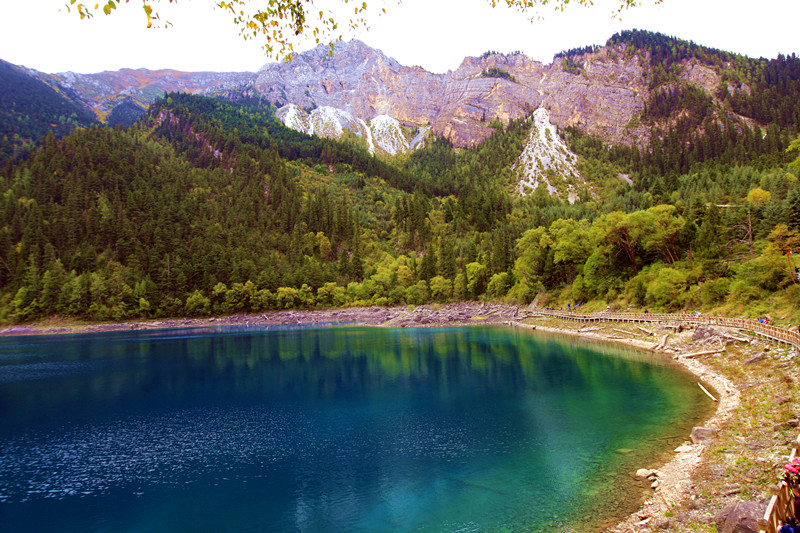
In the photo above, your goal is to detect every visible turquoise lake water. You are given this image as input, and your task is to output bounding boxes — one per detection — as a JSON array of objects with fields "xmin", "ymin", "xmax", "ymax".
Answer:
[{"xmin": 0, "ymin": 325, "xmax": 711, "ymax": 532}]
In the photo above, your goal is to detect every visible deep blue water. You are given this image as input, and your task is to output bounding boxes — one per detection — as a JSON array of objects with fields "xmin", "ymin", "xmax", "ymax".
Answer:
[{"xmin": 0, "ymin": 325, "xmax": 711, "ymax": 532}]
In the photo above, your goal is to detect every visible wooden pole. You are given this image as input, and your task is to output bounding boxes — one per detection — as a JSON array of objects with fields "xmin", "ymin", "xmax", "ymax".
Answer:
[{"xmin": 697, "ymin": 382, "xmax": 718, "ymax": 402}]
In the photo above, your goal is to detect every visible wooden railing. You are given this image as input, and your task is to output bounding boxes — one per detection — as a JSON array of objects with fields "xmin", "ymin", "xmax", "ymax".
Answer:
[
  {"xmin": 759, "ymin": 434, "xmax": 800, "ymax": 533},
  {"xmin": 528, "ymin": 308, "xmax": 800, "ymax": 349}
]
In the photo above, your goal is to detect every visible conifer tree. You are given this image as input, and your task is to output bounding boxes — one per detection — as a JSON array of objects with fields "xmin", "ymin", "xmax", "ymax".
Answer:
[{"xmin": 787, "ymin": 189, "xmax": 800, "ymax": 231}]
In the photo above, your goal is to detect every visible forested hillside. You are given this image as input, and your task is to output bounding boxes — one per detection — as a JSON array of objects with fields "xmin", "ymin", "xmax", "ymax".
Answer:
[
  {"xmin": 0, "ymin": 60, "xmax": 97, "ymax": 165},
  {"xmin": 2, "ymin": 31, "xmax": 800, "ymax": 324}
]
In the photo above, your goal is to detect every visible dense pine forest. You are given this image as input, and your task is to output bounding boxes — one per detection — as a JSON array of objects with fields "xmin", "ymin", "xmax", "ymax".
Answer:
[{"xmin": 1, "ymin": 31, "xmax": 800, "ymax": 324}]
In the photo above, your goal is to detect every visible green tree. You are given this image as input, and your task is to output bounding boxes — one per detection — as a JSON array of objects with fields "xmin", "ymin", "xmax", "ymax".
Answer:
[
  {"xmin": 253, "ymin": 288, "xmax": 275, "ymax": 311},
  {"xmin": 437, "ymin": 237, "xmax": 457, "ymax": 279},
  {"xmin": 276, "ymin": 286, "xmax": 299, "ymax": 309},
  {"xmin": 788, "ymin": 134, "xmax": 800, "ymax": 170},
  {"xmin": 486, "ymin": 272, "xmax": 511, "ymax": 299},
  {"xmin": 693, "ymin": 204, "xmax": 725, "ymax": 259},
  {"xmin": 405, "ymin": 280, "xmax": 430, "ymax": 305},
  {"xmin": 787, "ymin": 188, "xmax": 800, "ymax": 231},
  {"xmin": 429, "ymin": 275, "xmax": 453, "ymax": 302},
  {"xmin": 639, "ymin": 204, "xmax": 686, "ymax": 264},
  {"xmin": 316, "ymin": 282, "xmax": 346, "ymax": 308},
  {"xmin": 185, "ymin": 289, "xmax": 211, "ymax": 316},
  {"xmin": 418, "ymin": 250, "xmax": 437, "ymax": 282},
  {"xmin": 211, "ymin": 282, "xmax": 229, "ymax": 314},
  {"xmin": 465, "ymin": 261, "xmax": 488, "ymax": 300},
  {"xmin": 590, "ymin": 211, "xmax": 644, "ymax": 273},
  {"xmin": 549, "ymin": 218, "xmax": 591, "ymax": 281},
  {"xmin": 651, "ymin": 268, "xmax": 687, "ymax": 309},
  {"xmin": 513, "ymin": 227, "xmax": 552, "ymax": 288},
  {"xmin": 746, "ymin": 187, "xmax": 771, "ymax": 207},
  {"xmin": 39, "ymin": 259, "xmax": 67, "ymax": 314}
]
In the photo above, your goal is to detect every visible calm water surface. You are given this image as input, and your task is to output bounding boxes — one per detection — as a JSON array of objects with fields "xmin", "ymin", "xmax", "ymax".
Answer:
[{"xmin": 0, "ymin": 325, "xmax": 712, "ymax": 532}]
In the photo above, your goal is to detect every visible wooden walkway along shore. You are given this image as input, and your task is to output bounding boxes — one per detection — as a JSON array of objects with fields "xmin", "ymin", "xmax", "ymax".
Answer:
[
  {"xmin": 528, "ymin": 308, "xmax": 800, "ymax": 349},
  {"xmin": 759, "ymin": 434, "xmax": 800, "ymax": 533},
  {"xmin": 525, "ymin": 307, "xmax": 799, "ymax": 531}
]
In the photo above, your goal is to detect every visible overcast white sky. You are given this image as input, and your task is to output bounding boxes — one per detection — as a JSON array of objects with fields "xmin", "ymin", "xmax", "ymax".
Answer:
[{"xmin": 1, "ymin": 0, "xmax": 798, "ymax": 74}]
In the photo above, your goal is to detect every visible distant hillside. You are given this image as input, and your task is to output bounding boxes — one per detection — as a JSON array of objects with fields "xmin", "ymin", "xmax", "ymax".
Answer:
[
  {"xmin": 1, "ymin": 91, "xmax": 799, "ymax": 325},
  {"xmin": 0, "ymin": 59, "xmax": 97, "ymax": 164},
  {"xmin": 106, "ymin": 99, "xmax": 147, "ymax": 128},
  {"xmin": 146, "ymin": 93, "xmax": 413, "ymax": 192},
  {"xmin": 36, "ymin": 67, "xmax": 254, "ymax": 117}
]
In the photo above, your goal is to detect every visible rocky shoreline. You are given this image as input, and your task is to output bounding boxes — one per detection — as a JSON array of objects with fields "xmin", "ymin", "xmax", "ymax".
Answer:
[
  {"xmin": 512, "ymin": 320, "xmax": 742, "ymax": 532},
  {"xmin": 0, "ymin": 302, "xmax": 513, "ymax": 336},
  {"xmin": 515, "ymin": 313, "xmax": 797, "ymax": 533},
  {"xmin": 2, "ymin": 302, "xmax": 796, "ymax": 533}
]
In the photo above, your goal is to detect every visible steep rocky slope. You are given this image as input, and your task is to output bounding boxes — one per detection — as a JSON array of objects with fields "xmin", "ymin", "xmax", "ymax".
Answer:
[
  {"xmin": 254, "ymin": 40, "xmax": 651, "ymax": 148},
  {"xmin": 13, "ymin": 38, "xmax": 660, "ymax": 149},
  {"xmin": 515, "ymin": 108, "xmax": 583, "ymax": 201},
  {"xmin": 274, "ymin": 103, "xmax": 431, "ymax": 156}
]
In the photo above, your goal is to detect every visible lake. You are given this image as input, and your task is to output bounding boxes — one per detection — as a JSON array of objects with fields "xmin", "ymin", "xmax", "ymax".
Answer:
[{"xmin": 0, "ymin": 324, "xmax": 712, "ymax": 532}]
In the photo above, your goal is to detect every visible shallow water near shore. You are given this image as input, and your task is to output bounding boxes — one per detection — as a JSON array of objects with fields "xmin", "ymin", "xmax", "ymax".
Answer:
[{"xmin": 0, "ymin": 325, "xmax": 712, "ymax": 532}]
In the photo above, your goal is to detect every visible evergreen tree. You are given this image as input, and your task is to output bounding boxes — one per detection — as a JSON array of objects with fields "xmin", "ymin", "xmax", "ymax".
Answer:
[
  {"xmin": 418, "ymin": 250, "xmax": 437, "ymax": 283},
  {"xmin": 787, "ymin": 189, "xmax": 800, "ymax": 231}
]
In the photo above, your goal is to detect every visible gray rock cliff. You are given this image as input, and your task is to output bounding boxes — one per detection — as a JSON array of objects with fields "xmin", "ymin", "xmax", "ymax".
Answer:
[{"xmin": 30, "ymin": 39, "xmax": 660, "ymax": 149}]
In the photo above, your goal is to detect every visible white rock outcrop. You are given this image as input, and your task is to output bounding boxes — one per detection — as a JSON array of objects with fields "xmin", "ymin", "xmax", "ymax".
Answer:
[
  {"xmin": 515, "ymin": 108, "xmax": 583, "ymax": 203},
  {"xmin": 275, "ymin": 104, "xmax": 430, "ymax": 156}
]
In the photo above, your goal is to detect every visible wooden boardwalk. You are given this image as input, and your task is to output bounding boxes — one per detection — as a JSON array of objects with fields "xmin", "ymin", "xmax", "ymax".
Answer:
[
  {"xmin": 759, "ymin": 434, "xmax": 800, "ymax": 533},
  {"xmin": 528, "ymin": 307, "xmax": 799, "ymax": 531},
  {"xmin": 529, "ymin": 308, "xmax": 800, "ymax": 349}
]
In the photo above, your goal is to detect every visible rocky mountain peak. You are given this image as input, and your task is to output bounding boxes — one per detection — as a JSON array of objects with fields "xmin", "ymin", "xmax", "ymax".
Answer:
[
  {"xmin": 266, "ymin": 39, "xmax": 400, "ymax": 72},
  {"xmin": 253, "ymin": 39, "xmax": 405, "ymax": 117},
  {"xmin": 22, "ymin": 37, "xmax": 661, "ymax": 152}
]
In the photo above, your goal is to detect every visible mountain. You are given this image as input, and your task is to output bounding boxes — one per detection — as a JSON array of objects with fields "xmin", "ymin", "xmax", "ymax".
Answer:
[
  {"xmin": 5, "ymin": 31, "xmax": 798, "ymax": 162},
  {"xmin": 1, "ymin": 86, "xmax": 799, "ymax": 326},
  {"xmin": 4, "ymin": 30, "xmax": 800, "ymax": 201},
  {"xmin": 255, "ymin": 39, "xmax": 650, "ymax": 148},
  {"xmin": 0, "ymin": 59, "xmax": 97, "ymax": 163},
  {"xmin": 31, "ymin": 67, "xmax": 254, "ymax": 119},
  {"xmin": 0, "ymin": 34, "xmax": 685, "ymax": 152}
]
